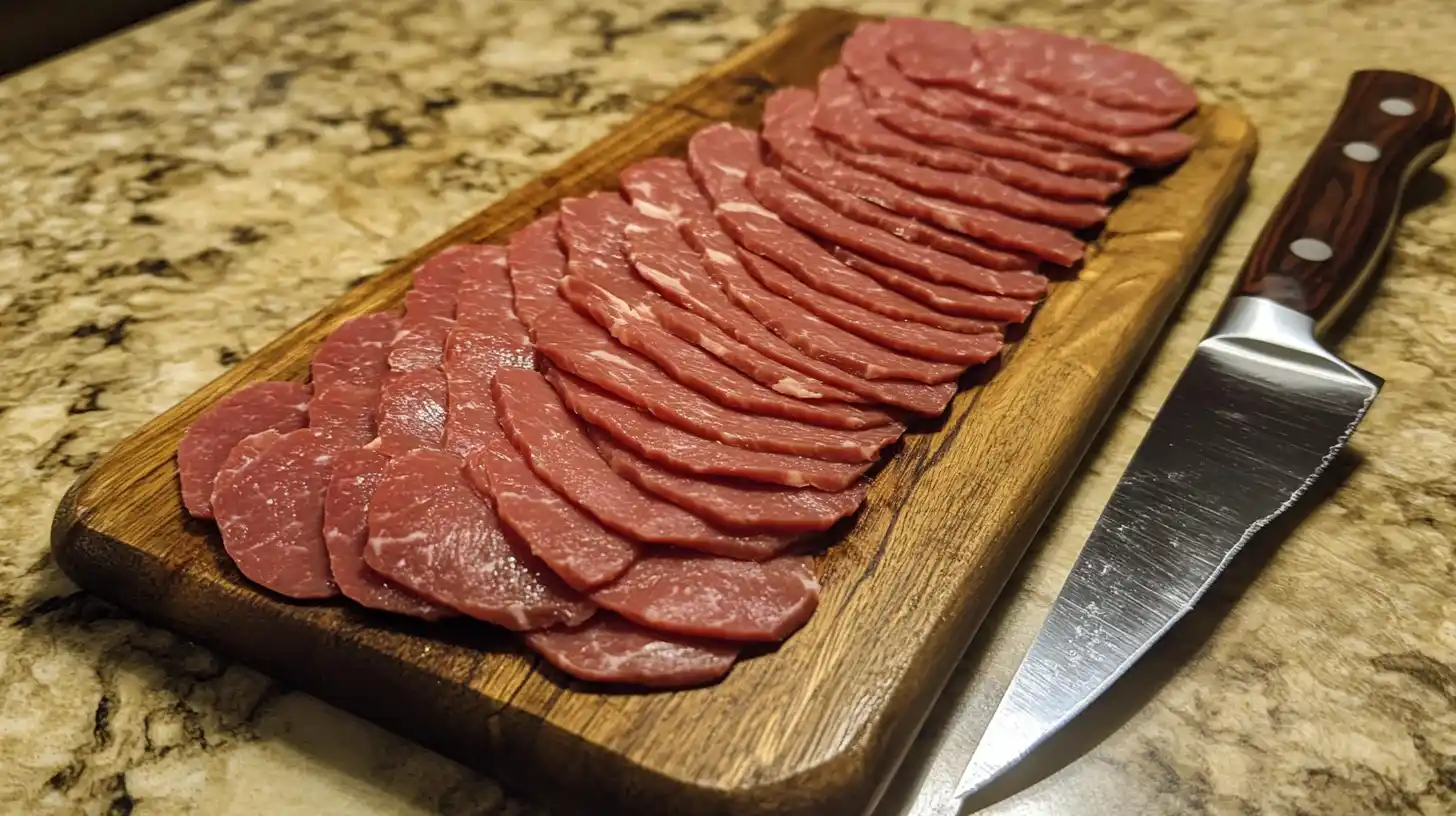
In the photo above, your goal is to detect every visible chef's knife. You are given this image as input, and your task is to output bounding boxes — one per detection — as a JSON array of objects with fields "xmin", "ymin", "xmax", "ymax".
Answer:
[{"xmin": 954, "ymin": 69, "xmax": 1454, "ymax": 802}]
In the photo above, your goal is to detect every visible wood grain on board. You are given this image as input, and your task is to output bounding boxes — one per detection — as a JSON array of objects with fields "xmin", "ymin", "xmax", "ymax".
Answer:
[{"xmin": 51, "ymin": 8, "xmax": 1257, "ymax": 815}]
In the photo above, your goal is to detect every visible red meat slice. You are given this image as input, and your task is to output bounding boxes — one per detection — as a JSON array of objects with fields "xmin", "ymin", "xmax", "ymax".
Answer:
[
  {"xmin": 557, "ymin": 194, "xmax": 893, "ymax": 430},
  {"xmin": 374, "ymin": 368, "xmax": 447, "ymax": 457},
  {"xmin": 177, "ymin": 381, "xmax": 310, "ymax": 519},
  {"xmin": 307, "ymin": 383, "xmax": 377, "ymax": 448},
  {"xmin": 832, "ymin": 247, "xmax": 1037, "ymax": 320},
  {"xmin": 592, "ymin": 431, "xmax": 867, "ymax": 533},
  {"xmin": 364, "ymin": 449, "xmax": 594, "ymax": 629},
  {"xmin": 780, "ymin": 165, "xmax": 1036, "ymax": 272},
  {"xmin": 689, "ymin": 124, "xmax": 994, "ymax": 372},
  {"xmin": 311, "ymin": 312, "xmax": 399, "ymax": 393},
  {"xmin": 813, "ymin": 66, "xmax": 1122, "ymax": 202},
  {"xmin": 827, "ymin": 145, "xmax": 1108, "ymax": 229},
  {"xmin": 761, "ymin": 89, "xmax": 1085, "ymax": 266},
  {"xmin": 561, "ymin": 276, "xmax": 897, "ymax": 431},
  {"xmin": 323, "ymin": 448, "xmax": 454, "ymax": 619},
  {"xmin": 388, "ymin": 249, "xmax": 469, "ymax": 373},
  {"xmin": 450, "ymin": 244, "xmax": 515, "ymax": 334},
  {"xmin": 532, "ymin": 301, "xmax": 902, "ymax": 463},
  {"xmin": 619, "ymin": 167, "xmax": 872, "ymax": 405},
  {"xmin": 212, "ymin": 427, "xmax": 340, "ymax": 599},
  {"xmin": 591, "ymin": 554, "xmax": 819, "ymax": 642},
  {"xmin": 549, "ymin": 368, "xmax": 870, "ymax": 492},
  {"xmin": 698, "ymin": 128, "xmax": 1029, "ymax": 326},
  {"xmin": 842, "ymin": 22, "xmax": 1195, "ymax": 167},
  {"xmin": 505, "ymin": 214, "xmax": 566, "ymax": 333},
  {"xmin": 736, "ymin": 250, "xmax": 1000, "ymax": 367},
  {"xmin": 884, "ymin": 19, "xmax": 1190, "ymax": 134},
  {"xmin": 525, "ymin": 613, "xmax": 739, "ymax": 688},
  {"xmin": 747, "ymin": 166, "xmax": 1042, "ymax": 319},
  {"xmin": 839, "ymin": 24, "xmax": 1133, "ymax": 180},
  {"xmin": 971, "ymin": 25, "xmax": 1200, "ymax": 115},
  {"xmin": 869, "ymin": 99, "xmax": 1131, "ymax": 181},
  {"xmin": 684, "ymin": 217, "xmax": 964, "ymax": 396},
  {"xmin": 209, "ymin": 430, "xmax": 283, "ymax": 511},
  {"xmin": 466, "ymin": 436, "xmax": 642, "ymax": 591},
  {"xmin": 621, "ymin": 167, "xmax": 962, "ymax": 415},
  {"xmin": 492, "ymin": 367, "xmax": 794, "ymax": 559}
]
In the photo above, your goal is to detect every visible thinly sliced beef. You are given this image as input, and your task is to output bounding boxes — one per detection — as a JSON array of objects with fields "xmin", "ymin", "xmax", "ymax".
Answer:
[
  {"xmin": 695, "ymin": 128, "xmax": 1022, "ymax": 331},
  {"xmin": 307, "ymin": 383, "xmax": 377, "ymax": 448},
  {"xmin": 525, "ymin": 613, "xmax": 738, "ymax": 688},
  {"xmin": 593, "ymin": 431, "xmax": 867, "ymax": 533},
  {"xmin": 689, "ymin": 124, "xmax": 996, "ymax": 371},
  {"xmin": 445, "ymin": 324, "xmax": 538, "ymax": 454},
  {"xmin": 869, "ymin": 99, "xmax": 1131, "ymax": 181},
  {"xmin": 549, "ymin": 368, "xmax": 870, "ymax": 492},
  {"xmin": 833, "ymin": 248, "xmax": 1038, "ymax": 320},
  {"xmin": 388, "ymin": 252, "xmax": 463, "ymax": 373},
  {"xmin": 883, "ymin": 19, "xmax": 1190, "ymax": 133},
  {"xmin": 209, "ymin": 430, "xmax": 283, "ymax": 510},
  {"xmin": 814, "ymin": 66, "xmax": 1122, "ymax": 202},
  {"xmin": 780, "ymin": 166, "xmax": 1036, "ymax": 272},
  {"xmin": 736, "ymin": 250, "xmax": 1001, "ymax": 368},
  {"xmin": 323, "ymin": 448, "xmax": 454, "ymax": 619},
  {"xmin": 844, "ymin": 22, "xmax": 1196, "ymax": 167},
  {"xmin": 622, "ymin": 165, "xmax": 964, "ymax": 415},
  {"xmin": 557, "ymin": 194, "xmax": 893, "ymax": 430},
  {"xmin": 532, "ymin": 300, "xmax": 901, "ymax": 462},
  {"xmin": 311, "ymin": 312, "xmax": 399, "ymax": 393},
  {"xmin": 212, "ymin": 427, "xmax": 340, "ymax": 599},
  {"xmin": 827, "ymin": 145, "xmax": 1108, "ymax": 229},
  {"xmin": 761, "ymin": 89, "xmax": 1084, "ymax": 266},
  {"xmin": 505, "ymin": 214, "xmax": 566, "ymax": 333},
  {"xmin": 746, "ymin": 166, "xmax": 1042, "ymax": 318},
  {"xmin": 970, "ymin": 25, "xmax": 1200, "ymax": 115},
  {"xmin": 178, "ymin": 381, "xmax": 310, "ymax": 519},
  {"xmin": 839, "ymin": 24, "xmax": 1134, "ymax": 180},
  {"xmin": 684, "ymin": 217, "xmax": 965, "ymax": 394},
  {"xmin": 450, "ymin": 244, "xmax": 514, "ymax": 333},
  {"xmin": 365, "ymin": 449, "xmax": 594, "ymax": 629},
  {"xmin": 374, "ymin": 368, "xmax": 447, "ymax": 456},
  {"xmin": 592, "ymin": 554, "xmax": 820, "ymax": 642},
  {"xmin": 493, "ymin": 367, "xmax": 794, "ymax": 559},
  {"xmin": 467, "ymin": 436, "xmax": 641, "ymax": 591},
  {"xmin": 561, "ymin": 275, "xmax": 896, "ymax": 431}
]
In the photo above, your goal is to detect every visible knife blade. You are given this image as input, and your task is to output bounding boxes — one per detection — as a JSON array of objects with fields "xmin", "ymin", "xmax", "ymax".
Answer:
[{"xmin": 954, "ymin": 69, "xmax": 1454, "ymax": 802}]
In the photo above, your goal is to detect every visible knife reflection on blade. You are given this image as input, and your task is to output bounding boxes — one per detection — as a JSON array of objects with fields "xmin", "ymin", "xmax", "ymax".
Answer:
[{"xmin": 954, "ymin": 69, "xmax": 1454, "ymax": 802}]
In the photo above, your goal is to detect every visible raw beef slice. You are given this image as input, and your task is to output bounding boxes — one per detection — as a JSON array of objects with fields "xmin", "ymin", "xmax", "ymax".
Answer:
[
  {"xmin": 365, "ymin": 449, "xmax": 594, "ymax": 630},
  {"xmin": 592, "ymin": 553, "xmax": 820, "ymax": 642},
  {"xmin": 311, "ymin": 312, "xmax": 400, "ymax": 393},
  {"xmin": 211, "ymin": 427, "xmax": 340, "ymax": 599},
  {"xmin": 323, "ymin": 448, "xmax": 455, "ymax": 619},
  {"xmin": 493, "ymin": 367, "xmax": 794, "ymax": 559},
  {"xmin": 374, "ymin": 368, "xmax": 448, "ymax": 456},
  {"xmin": 549, "ymin": 368, "xmax": 870, "ymax": 492},
  {"xmin": 307, "ymin": 383, "xmax": 378, "ymax": 448},
  {"xmin": 525, "ymin": 613, "xmax": 739, "ymax": 688},
  {"xmin": 178, "ymin": 380, "xmax": 310, "ymax": 519},
  {"xmin": 467, "ymin": 434, "xmax": 642, "ymax": 592},
  {"xmin": 592, "ymin": 430, "xmax": 867, "ymax": 533}
]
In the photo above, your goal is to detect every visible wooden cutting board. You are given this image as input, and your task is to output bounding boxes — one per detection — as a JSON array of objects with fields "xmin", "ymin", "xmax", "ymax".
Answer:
[{"xmin": 51, "ymin": 8, "xmax": 1256, "ymax": 815}]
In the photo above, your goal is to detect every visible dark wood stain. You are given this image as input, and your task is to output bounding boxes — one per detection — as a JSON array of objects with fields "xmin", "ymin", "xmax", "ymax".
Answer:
[
  {"xmin": 1236, "ymin": 70, "xmax": 1453, "ymax": 329},
  {"xmin": 48, "ymin": 9, "xmax": 1256, "ymax": 816}
]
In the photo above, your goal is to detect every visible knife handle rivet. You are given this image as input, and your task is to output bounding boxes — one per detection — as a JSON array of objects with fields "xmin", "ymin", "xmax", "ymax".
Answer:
[
  {"xmin": 1379, "ymin": 97, "xmax": 1417, "ymax": 116},
  {"xmin": 1289, "ymin": 237, "xmax": 1334, "ymax": 262},
  {"xmin": 1341, "ymin": 141, "xmax": 1382, "ymax": 162}
]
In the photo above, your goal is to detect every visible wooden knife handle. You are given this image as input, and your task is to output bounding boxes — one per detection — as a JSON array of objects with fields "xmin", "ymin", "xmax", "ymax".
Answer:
[{"xmin": 1236, "ymin": 70, "xmax": 1454, "ymax": 331}]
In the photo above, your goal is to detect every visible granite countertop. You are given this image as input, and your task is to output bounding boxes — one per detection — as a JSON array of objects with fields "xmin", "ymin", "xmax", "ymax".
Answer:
[{"xmin": 2, "ymin": 0, "xmax": 1453, "ymax": 814}]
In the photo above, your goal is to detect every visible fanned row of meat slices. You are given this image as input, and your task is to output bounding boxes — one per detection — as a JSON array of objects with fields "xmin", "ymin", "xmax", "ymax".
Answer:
[{"xmin": 176, "ymin": 20, "xmax": 1197, "ymax": 689}]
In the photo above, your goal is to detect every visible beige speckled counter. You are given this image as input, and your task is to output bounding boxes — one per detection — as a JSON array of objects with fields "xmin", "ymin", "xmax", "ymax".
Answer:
[{"xmin": 1, "ymin": 1, "xmax": 1453, "ymax": 814}]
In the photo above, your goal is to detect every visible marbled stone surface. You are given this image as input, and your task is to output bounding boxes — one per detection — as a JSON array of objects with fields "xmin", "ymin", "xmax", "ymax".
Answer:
[{"xmin": 1, "ymin": 0, "xmax": 1453, "ymax": 814}]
